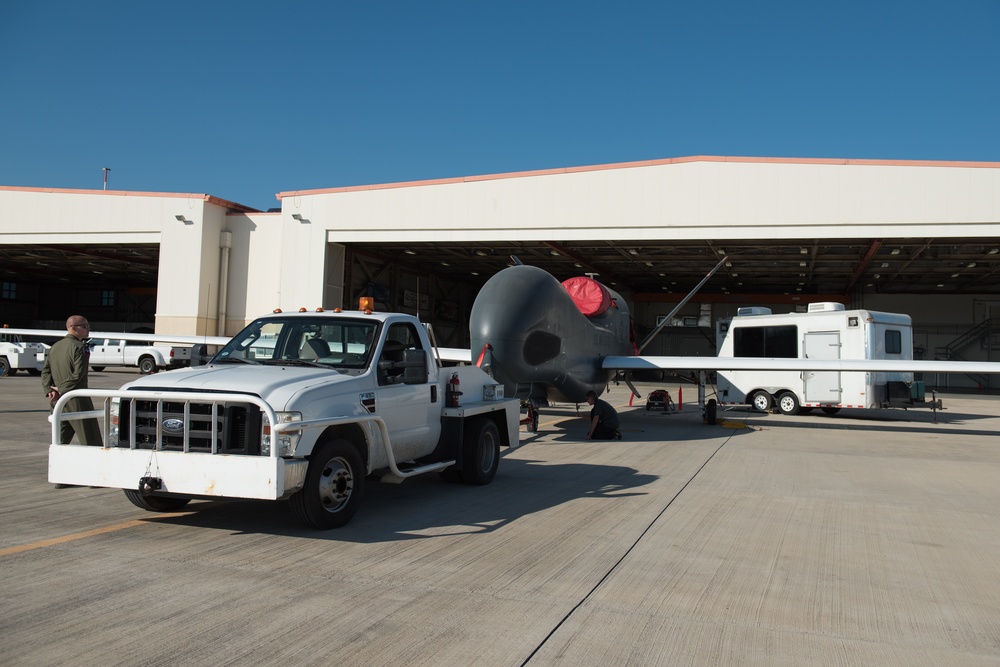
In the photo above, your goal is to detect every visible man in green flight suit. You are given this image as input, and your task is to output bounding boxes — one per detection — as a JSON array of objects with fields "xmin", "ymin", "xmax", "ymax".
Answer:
[{"xmin": 41, "ymin": 315, "xmax": 102, "ymax": 446}]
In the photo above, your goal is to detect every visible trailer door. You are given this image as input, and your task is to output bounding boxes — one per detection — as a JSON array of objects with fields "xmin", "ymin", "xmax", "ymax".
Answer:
[{"xmin": 804, "ymin": 332, "xmax": 842, "ymax": 404}]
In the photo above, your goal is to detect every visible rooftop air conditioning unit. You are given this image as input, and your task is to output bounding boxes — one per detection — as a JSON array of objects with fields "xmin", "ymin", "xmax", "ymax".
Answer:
[
  {"xmin": 807, "ymin": 302, "xmax": 846, "ymax": 312},
  {"xmin": 736, "ymin": 307, "xmax": 772, "ymax": 316}
]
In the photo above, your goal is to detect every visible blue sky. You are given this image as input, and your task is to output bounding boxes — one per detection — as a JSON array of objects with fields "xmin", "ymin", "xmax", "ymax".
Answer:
[{"xmin": 1, "ymin": 1, "xmax": 997, "ymax": 212}]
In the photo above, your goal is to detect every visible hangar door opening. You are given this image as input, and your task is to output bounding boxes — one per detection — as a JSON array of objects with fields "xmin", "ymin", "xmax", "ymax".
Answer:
[{"xmin": 0, "ymin": 242, "xmax": 161, "ymax": 331}]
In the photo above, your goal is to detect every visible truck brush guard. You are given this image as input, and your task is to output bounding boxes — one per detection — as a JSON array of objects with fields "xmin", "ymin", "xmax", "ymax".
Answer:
[{"xmin": 52, "ymin": 389, "xmax": 285, "ymax": 456}]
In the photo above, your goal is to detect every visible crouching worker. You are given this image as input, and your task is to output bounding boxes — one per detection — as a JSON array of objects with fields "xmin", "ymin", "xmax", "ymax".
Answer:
[{"xmin": 585, "ymin": 390, "xmax": 622, "ymax": 440}]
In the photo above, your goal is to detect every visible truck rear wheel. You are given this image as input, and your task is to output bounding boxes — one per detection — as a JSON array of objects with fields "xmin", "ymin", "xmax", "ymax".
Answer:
[
  {"xmin": 138, "ymin": 357, "xmax": 157, "ymax": 374},
  {"xmin": 123, "ymin": 489, "xmax": 192, "ymax": 512},
  {"xmin": 749, "ymin": 390, "xmax": 772, "ymax": 413},
  {"xmin": 91, "ymin": 366, "xmax": 106, "ymax": 372},
  {"xmin": 776, "ymin": 392, "xmax": 800, "ymax": 416},
  {"xmin": 290, "ymin": 438, "xmax": 365, "ymax": 529},
  {"xmin": 462, "ymin": 418, "xmax": 499, "ymax": 485}
]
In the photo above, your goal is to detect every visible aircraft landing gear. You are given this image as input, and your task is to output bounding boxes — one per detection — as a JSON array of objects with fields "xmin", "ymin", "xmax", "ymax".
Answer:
[{"xmin": 520, "ymin": 401, "xmax": 540, "ymax": 432}]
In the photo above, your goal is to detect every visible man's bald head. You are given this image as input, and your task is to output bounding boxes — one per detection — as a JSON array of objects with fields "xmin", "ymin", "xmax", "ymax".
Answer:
[{"xmin": 65, "ymin": 316, "xmax": 91, "ymax": 340}]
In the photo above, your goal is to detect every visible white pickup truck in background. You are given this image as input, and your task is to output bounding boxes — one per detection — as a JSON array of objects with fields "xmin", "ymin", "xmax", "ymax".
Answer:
[
  {"xmin": 0, "ymin": 330, "xmax": 48, "ymax": 376},
  {"xmin": 88, "ymin": 338, "xmax": 194, "ymax": 374}
]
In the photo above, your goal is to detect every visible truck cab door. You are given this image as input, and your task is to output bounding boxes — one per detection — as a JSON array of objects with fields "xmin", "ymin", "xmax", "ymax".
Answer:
[{"xmin": 375, "ymin": 323, "xmax": 441, "ymax": 453}]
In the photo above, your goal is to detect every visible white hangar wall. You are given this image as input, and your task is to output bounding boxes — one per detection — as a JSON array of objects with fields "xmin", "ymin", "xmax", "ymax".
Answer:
[{"xmin": 281, "ymin": 157, "xmax": 1000, "ymax": 251}]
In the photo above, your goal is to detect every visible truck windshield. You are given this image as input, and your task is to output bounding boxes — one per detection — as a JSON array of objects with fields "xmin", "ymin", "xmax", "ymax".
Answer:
[{"xmin": 212, "ymin": 317, "xmax": 379, "ymax": 371}]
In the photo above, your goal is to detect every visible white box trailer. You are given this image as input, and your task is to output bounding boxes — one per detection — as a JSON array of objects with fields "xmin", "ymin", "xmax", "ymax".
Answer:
[{"xmin": 715, "ymin": 303, "xmax": 925, "ymax": 415}]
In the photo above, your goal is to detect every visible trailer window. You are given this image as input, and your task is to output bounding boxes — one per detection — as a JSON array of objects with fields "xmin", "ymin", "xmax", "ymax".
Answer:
[
  {"xmin": 733, "ymin": 325, "xmax": 798, "ymax": 358},
  {"xmin": 885, "ymin": 329, "xmax": 902, "ymax": 354}
]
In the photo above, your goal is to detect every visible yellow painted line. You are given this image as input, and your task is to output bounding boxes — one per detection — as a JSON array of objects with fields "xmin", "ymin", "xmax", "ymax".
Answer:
[{"xmin": 0, "ymin": 514, "xmax": 187, "ymax": 557}]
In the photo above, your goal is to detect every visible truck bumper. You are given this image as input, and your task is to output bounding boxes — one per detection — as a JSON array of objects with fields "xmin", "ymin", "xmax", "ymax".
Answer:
[{"xmin": 48, "ymin": 445, "xmax": 308, "ymax": 500}]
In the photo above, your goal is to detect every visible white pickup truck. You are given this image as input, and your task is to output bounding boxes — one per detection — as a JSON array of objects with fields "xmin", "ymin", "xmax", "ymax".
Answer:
[
  {"xmin": 88, "ymin": 338, "xmax": 193, "ymax": 374},
  {"xmin": 0, "ymin": 332, "xmax": 48, "ymax": 376},
  {"xmin": 48, "ymin": 306, "xmax": 520, "ymax": 529}
]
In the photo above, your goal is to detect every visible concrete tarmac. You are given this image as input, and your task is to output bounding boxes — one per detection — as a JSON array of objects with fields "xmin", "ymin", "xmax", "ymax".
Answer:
[{"xmin": 2, "ymin": 369, "xmax": 999, "ymax": 666}]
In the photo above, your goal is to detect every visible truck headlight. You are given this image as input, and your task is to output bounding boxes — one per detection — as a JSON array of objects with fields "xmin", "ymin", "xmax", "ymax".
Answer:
[{"xmin": 262, "ymin": 412, "xmax": 302, "ymax": 456}]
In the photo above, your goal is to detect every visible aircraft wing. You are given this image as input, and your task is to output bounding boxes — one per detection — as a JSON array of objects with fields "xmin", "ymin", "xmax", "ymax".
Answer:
[
  {"xmin": 2, "ymin": 328, "xmax": 231, "ymax": 347},
  {"xmin": 603, "ymin": 355, "xmax": 1000, "ymax": 374}
]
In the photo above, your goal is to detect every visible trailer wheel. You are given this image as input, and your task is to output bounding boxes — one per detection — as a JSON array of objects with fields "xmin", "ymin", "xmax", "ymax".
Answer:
[
  {"xmin": 0, "ymin": 357, "xmax": 10, "ymax": 376},
  {"xmin": 123, "ymin": 489, "xmax": 192, "ymax": 512},
  {"xmin": 290, "ymin": 438, "xmax": 365, "ymax": 529},
  {"xmin": 749, "ymin": 390, "xmax": 773, "ymax": 413},
  {"xmin": 821, "ymin": 407, "xmax": 841, "ymax": 415},
  {"xmin": 776, "ymin": 392, "xmax": 800, "ymax": 416},
  {"xmin": 27, "ymin": 368, "xmax": 41, "ymax": 376},
  {"xmin": 138, "ymin": 357, "xmax": 157, "ymax": 374},
  {"xmin": 91, "ymin": 366, "xmax": 106, "ymax": 372},
  {"xmin": 462, "ymin": 417, "xmax": 500, "ymax": 485}
]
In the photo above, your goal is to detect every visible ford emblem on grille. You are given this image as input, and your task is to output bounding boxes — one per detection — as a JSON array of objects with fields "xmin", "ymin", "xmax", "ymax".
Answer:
[{"xmin": 162, "ymin": 418, "xmax": 185, "ymax": 433}]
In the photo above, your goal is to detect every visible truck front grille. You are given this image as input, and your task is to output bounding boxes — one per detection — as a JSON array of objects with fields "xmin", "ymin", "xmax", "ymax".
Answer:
[{"xmin": 118, "ymin": 398, "xmax": 262, "ymax": 455}]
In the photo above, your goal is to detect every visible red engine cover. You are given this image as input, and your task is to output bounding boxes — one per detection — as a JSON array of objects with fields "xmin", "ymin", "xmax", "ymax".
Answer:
[{"xmin": 562, "ymin": 276, "xmax": 611, "ymax": 317}]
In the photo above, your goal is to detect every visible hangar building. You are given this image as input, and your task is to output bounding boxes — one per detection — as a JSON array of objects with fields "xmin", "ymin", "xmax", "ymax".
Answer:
[{"xmin": 2, "ymin": 155, "xmax": 999, "ymax": 384}]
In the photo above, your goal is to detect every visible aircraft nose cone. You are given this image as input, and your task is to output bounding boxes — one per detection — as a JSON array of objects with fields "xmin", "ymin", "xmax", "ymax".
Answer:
[{"xmin": 470, "ymin": 265, "xmax": 569, "ymax": 396}]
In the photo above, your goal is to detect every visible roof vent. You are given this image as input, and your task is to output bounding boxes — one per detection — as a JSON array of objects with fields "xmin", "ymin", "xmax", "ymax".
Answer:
[
  {"xmin": 807, "ymin": 302, "xmax": 846, "ymax": 312},
  {"xmin": 736, "ymin": 307, "xmax": 772, "ymax": 316}
]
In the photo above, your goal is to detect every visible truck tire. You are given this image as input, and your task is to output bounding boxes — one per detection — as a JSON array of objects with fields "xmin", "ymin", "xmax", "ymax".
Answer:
[
  {"xmin": 749, "ymin": 390, "xmax": 772, "ymax": 413},
  {"xmin": 821, "ymin": 407, "xmax": 841, "ymax": 415},
  {"xmin": 290, "ymin": 438, "xmax": 365, "ymax": 529},
  {"xmin": 462, "ymin": 418, "xmax": 500, "ymax": 485},
  {"xmin": 27, "ymin": 368, "xmax": 41, "ymax": 376},
  {"xmin": 138, "ymin": 357, "xmax": 158, "ymax": 374},
  {"xmin": 123, "ymin": 489, "xmax": 192, "ymax": 512},
  {"xmin": 0, "ymin": 357, "xmax": 10, "ymax": 376},
  {"xmin": 776, "ymin": 391, "xmax": 800, "ymax": 416},
  {"xmin": 91, "ymin": 366, "xmax": 106, "ymax": 372}
]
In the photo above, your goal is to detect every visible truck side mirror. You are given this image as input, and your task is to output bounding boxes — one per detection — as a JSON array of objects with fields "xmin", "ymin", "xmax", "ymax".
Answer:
[{"xmin": 401, "ymin": 349, "xmax": 427, "ymax": 384}]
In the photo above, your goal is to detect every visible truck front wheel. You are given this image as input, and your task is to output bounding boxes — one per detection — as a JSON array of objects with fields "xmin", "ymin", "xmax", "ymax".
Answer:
[
  {"xmin": 290, "ymin": 438, "xmax": 365, "ymax": 529},
  {"xmin": 0, "ymin": 358, "xmax": 10, "ymax": 376},
  {"xmin": 462, "ymin": 418, "xmax": 500, "ymax": 485},
  {"xmin": 138, "ymin": 357, "xmax": 157, "ymax": 374}
]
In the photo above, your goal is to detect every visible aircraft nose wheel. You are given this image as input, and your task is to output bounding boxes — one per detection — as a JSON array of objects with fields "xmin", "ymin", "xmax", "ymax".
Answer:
[{"xmin": 521, "ymin": 403, "xmax": 539, "ymax": 432}]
